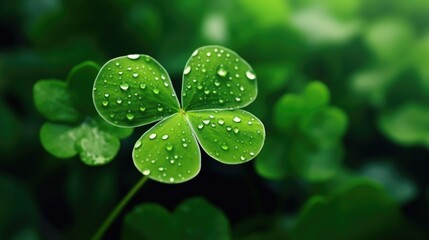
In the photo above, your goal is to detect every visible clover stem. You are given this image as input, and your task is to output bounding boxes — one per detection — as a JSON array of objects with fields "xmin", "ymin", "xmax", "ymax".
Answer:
[{"xmin": 91, "ymin": 175, "xmax": 149, "ymax": 240}]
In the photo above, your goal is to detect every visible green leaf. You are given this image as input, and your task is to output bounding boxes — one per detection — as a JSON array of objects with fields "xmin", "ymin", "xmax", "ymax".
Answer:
[
  {"xmin": 33, "ymin": 80, "xmax": 80, "ymax": 123},
  {"xmin": 302, "ymin": 81, "xmax": 330, "ymax": 112},
  {"xmin": 291, "ymin": 180, "xmax": 404, "ymax": 240},
  {"xmin": 181, "ymin": 46, "xmax": 257, "ymax": 111},
  {"xmin": 187, "ymin": 109, "xmax": 265, "ymax": 164},
  {"xmin": 122, "ymin": 197, "xmax": 230, "ymax": 240},
  {"xmin": 76, "ymin": 123, "xmax": 120, "ymax": 166},
  {"xmin": 133, "ymin": 113, "xmax": 200, "ymax": 183},
  {"xmin": 274, "ymin": 94, "xmax": 306, "ymax": 130},
  {"xmin": 301, "ymin": 107, "xmax": 348, "ymax": 147},
  {"xmin": 122, "ymin": 204, "xmax": 175, "ymax": 240},
  {"xmin": 93, "ymin": 55, "xmax": 180, "ymax": 127},
  {"xmin": 378, "ymin": 103, "xmax": 429, "ymax": 146},
  {"xmin": 173, "ymin": 197, "xmax": 231, "ymax": 240},
  {"xmin": 40, "ymin": 122, "xmax": 83, "ymax": 158},
  {"xmin": 67, "ymin": 61, "xmax": 100, "ymax": 115}
]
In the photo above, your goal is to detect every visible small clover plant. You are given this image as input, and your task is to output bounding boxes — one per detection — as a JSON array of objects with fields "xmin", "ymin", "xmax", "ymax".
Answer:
[
  {"xmin": 93, "ymin": 46, "xmax": 265, "ymax": 183},
  {"xmin": 255, "ymin": 81, "xmax": 348, "ymax": 182},
  {"xmin": 34, "ymin": 61, "xmax": 133, "ymax": 165}
]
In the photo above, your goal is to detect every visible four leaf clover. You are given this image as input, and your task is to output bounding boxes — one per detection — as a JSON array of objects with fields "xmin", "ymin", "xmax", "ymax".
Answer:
[{"xmin": 93, "ymin": 46, "xmax": 265, "ymax": 183}]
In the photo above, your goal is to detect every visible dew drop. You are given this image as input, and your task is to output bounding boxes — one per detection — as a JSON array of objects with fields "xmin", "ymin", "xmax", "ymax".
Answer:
[
  {"xmin": 221, "ymin": 143, "xmax": 229, "ymax": 150},
  {"xmin": 116, "ymin": 98, "xmax": 123, "ymax": 104},
  {"xmin": 158, "ymin": 167, "xmax": 164, "ymax": 172},
  {"xmin": 153, "ymin": 88, "xmax": 160, "ymax": 94},
  {"xmin": 192, "ymin": 50, "xmax": 199, "ymax": 56},
  {"xmin": 162, "ymin": 134, "xmax": 169, "ymax": 140},
  {"xmin": 240, "ymin": 156, "xmax": 246, "ymax": 161},
  {"xmin": 202, "ymin": 119, "xmax": 210, "ymax": 125},
  {"xmin": 102, "ymin": 100, "xmax": 109, "ymax": 106},
  {"xmin": 120, "ymin": 83, "xmax": 129, "ymax": 90},
  {"xmin": 134, "ymin": 140, "xmax": 142, "ymax": 149},
  {"xmin": 235, "ymin": 97, "xmax": 241, "ymax": 102},
  {"xmin": 140, "ymin": 83, "xmax": 147, "ymax": 89},
  {"xmin": 182, "ymin": 143, "xmax": 188, "ymax": 148},
  {"xmin": 233, "ymin": 127, "xmax": 240, "ymax": 134},
  {"xmin": 127, "ymin": 54, "xmax": 140, "ymax": 60},
  {"xmin": 247, "ymin": 121, "xmax": 253, "ymax": 125},
  {"xmin": 139, "ymin": 105, "xmax": 146, "ymax": 112},
  {"xmin": 169, "ymin": 177, "xmax": 175, "ymax": 183},
  {"xmin": 250, "ymin": 151, "xmax": 255, "ymax": 156},
  {"xmin": 166, "ymin": 143, "xmax": 173, "ymax": 151},
  {"xmin": 142, "ymin": 169, "xmax": 151, "ymax": 175},
  {"xmin": 197, "ymin": 123, "xmax": 204, "ymax": 129},
  {"xmin": 214, "ymin": 81, "xmax": 221, "ymax": 87},
  {"xmin": 217, "ymin": 119, "xmax": 225, "ymax": 125},
  {"xmin": 157, "ymin": 107, "xmax": 163, "ymax": 112},
  {"xmin": 149, "ymin": 133, "xmax": 157, "ymax": 139},
  {"xmin": 245, "ymin": 70, "xmax": 256, "ymax": 80},
  {"xmin": 233, "ymin": 116, "xmax": 241, "ymax": 123},
  {"xmin": 133, "ymin": 73, "xmax": 139, "ymax": 78},
  {"xmin": 206, "ymin": 52, "xmax": 211, "ymax": 57},
  {"xmin": 184, "ymin": 66, "xmax": 191, "ymax": 75},
  {"xmin": 126, "ymin": 113, "xmax": 135, "ymax": 120},
  {"xmin": 104, "ymin": 93, "xmax": 110, "ymax": 97},
  {"xmin": 217, "ymin": 66, "xmax": 228, "ymax": 77}
]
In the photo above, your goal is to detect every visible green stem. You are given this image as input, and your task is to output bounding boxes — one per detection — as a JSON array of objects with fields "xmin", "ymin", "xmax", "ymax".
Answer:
[{"xmin": 91, "ymin": 176, "xmax": 149, "ymax": 240}]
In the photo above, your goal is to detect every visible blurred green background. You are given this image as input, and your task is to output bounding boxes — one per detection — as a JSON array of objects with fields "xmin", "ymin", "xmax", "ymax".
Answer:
[{"xmin": 1, "ymin": 0, "xmax": 429, "ymax": 239}]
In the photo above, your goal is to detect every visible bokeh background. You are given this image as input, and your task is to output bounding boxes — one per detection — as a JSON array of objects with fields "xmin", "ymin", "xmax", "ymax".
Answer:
[{"xmin": 1, "ymin": 0, "xmax": 429, "ymax": 239}]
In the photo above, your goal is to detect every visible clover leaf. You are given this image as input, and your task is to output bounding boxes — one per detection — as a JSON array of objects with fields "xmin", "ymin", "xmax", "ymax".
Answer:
[
  {"xmin": 255, "ymin": 81, "xmax": 347, "ymax": 182},
  {"xmin": 122, "ymin": 197, "xmax": 231, "ymax": 240},
  {"xmin": 34, "ymin": 61, "xmax": 133, "ymax": 165},
  {"xmin": 93, "ymin": 46, "xmax": 265, "ymax": 183}
]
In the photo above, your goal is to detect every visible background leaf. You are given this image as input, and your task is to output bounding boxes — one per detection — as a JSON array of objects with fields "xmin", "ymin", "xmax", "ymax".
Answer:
[
  {"xmin": 122, "ymin": 197, "xmax": 230, "ymax": 240},
  {"xmin": 67, "ymin": 61, "xmax": 100, "ymax": 115},
  {"xmin": 40, "ymin": 122, "xmax": 83, "ymax": 158},
  {"xmin": 76, "ymin": 123, "xmax": 120, "ymax": 166},
  {"xmin": 292, "ymin": 180, "xmax": 406, "ymax": 240},
  {"xmin": 33, "ymin": 80, "xmax": 80, "ymax": 123}
]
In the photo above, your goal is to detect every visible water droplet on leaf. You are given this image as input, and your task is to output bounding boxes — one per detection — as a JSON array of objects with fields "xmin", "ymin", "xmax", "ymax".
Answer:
[
  {"xmin": 184, "ymin": 66, "xmax": 191, "ymax": 75},
  {"xmin": 149, "ymin": 133, "xmax": 157, "ymax": 139},
  {"xmin": 246, "ymin": 70, "xmax": 256, "ymax": 80},
  {"xmin": 127, "ymin": 54, "xmax": 140, "ymax": 60}
]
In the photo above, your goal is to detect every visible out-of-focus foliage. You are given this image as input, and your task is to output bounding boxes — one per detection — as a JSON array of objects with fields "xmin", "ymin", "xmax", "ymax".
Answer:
[
  {"xmin": 256, "ymin": 81, "xmax": 348, "ymax": 182},
  {"xmin": 122, "ymin": 197, "xmax": 230, "ymax": 240},
  {"xmin": 1, "ymin": 0, "xmax": 429, "ymax": 238},
  {"xmin": 33, "ymin": 62, "xmax": 133, "ymax": 165}
]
